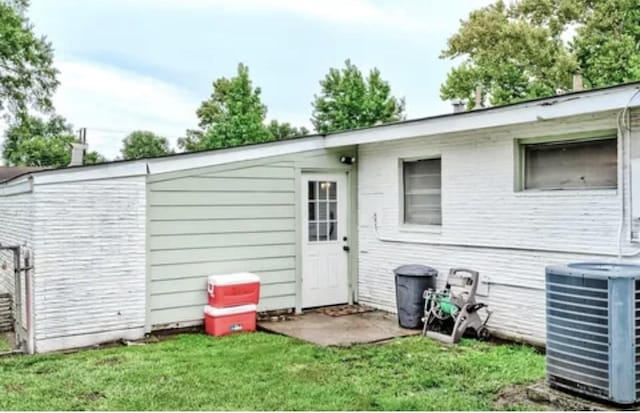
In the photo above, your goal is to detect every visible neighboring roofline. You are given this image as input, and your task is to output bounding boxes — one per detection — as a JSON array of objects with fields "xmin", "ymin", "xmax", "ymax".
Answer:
[{"xmin": 3, "ymin": 81, "xmax": 640, "ymax": 186}]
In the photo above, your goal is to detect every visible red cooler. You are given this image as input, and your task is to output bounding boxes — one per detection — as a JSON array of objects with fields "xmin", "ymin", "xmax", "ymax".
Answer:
[
  {"xmin": 204, "ymin": 304, "xmax": 257, "ymax": 337},
  {"xmin": 207, "ymin": 273, "xmax": 260, "ymax": 307}
]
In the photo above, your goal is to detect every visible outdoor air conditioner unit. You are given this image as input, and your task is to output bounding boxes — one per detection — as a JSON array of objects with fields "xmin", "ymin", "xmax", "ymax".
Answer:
[{"xmin": 545, "ymin": 263, "xmax": 640, "ymax": 405}]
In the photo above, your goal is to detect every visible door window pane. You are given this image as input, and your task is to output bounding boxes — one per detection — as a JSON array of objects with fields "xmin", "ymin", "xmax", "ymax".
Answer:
[
  {"xmin": 307, "ymin": 180, "xmax": 340, "ymax": 243},
  {"xmin": 318, "ymin": 202, "xmax": 327, "ymax": 220},
  {"xmin": 328, "ymin": 201, "xmax": 337, "ymax": 221},
  {"xmin": 329, "ymin": 221, "xmax": 337, "ymax": 240},
  {"xmin": 329, "ymin": 182, "xmax": 337, "ymax": 200},
  {"xmin": 319, "ymin": 181, "xmax": 328, "ymax": 199},
  {"xmin": 308, "ymin": 222, "xmax": 318, "ymax": 242},
  {"xmin": 308, "ymin": 202, "xmax": 316, "ymax": 221},
  {"xmin": 308, "ymin": 181, "xmax": 317, "ymax": 200},
  {"xmin": 318, "ymin": 222, "xmax": 328, "ymax": 241}
]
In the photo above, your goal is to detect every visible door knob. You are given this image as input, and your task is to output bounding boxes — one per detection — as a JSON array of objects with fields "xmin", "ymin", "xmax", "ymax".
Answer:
[{"xmin": 343, "ymin": 245, "xmax": 350, "ymax": 252}]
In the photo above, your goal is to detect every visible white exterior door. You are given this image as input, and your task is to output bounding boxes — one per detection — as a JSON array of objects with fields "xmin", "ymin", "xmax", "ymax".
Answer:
[{"xmin": 301, "ymin": 173, "xmax": 349, "ymax": 308}]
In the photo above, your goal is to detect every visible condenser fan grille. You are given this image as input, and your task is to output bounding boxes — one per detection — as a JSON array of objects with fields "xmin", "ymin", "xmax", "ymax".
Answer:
[{"xmin": 546, "ymin": 273, "xmax": 610, "ymax": 399}]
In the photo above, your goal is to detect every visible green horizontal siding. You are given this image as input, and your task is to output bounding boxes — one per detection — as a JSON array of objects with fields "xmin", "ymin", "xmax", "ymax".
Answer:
[
  {"xmin": 149, "ymin": 295, "xmax": 296, "ymax": 327},
  {"xmin": 149, "ymin": 218, "xmax": 295, "ymax": 236},
  {"xmin": 149, "ymin": 244, "xmax": 296, "ymax": 266},
  {"xmin": 152, "ymin": 270, "xmax": 295, "ymax": 294},
  {"xmin": 150, "ymin": 177, "xmax": 294, "ymax": 192},
  {"xmin": 150, "ymin": 257, "xmax": 295, "ymax": 280},
  {"xmin": 200, "ymin": 165, "xmax": 294, "ymax": 179},
  {"xmin": 147, "ymin": 148, "xmax": 357, "ymax": 331},
  {"xmin": 148, "ymin": 159, "xmax": 299, "ymax": 329},
  {"xmin": 149, "ymin": 205, "xmax": 295, "ymax": 221},
  {"xmin": 149, "ymin": 231, "xmax": 295, "ymax": 250},
  {"xmin": 149, "ymin": 191, "xmax": 295, "ymax": 206}
]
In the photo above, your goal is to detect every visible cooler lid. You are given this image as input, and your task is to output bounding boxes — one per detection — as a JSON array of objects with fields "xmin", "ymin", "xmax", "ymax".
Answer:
[
  {"xmin": 204, "ymin": 304, "xmax": 257, "ymax": 316},
  {"xmin": 208, "ymin": 272, "xmax": 260, "ymax": 286}
]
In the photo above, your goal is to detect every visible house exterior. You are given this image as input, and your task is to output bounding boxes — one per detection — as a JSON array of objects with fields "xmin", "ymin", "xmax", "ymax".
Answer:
[{"xmin": 1, "ymin": 83, "xmax": 640, "ymax": 353}]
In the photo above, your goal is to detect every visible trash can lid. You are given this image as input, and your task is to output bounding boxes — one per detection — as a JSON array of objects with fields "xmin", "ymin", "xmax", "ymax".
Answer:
[{"xmin": 393, "ymin": 264, "xmax": 438, "ymax": 277}]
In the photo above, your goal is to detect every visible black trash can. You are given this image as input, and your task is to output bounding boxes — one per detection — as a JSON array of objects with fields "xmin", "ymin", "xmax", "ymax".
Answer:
[{"xmin": 394, "ymin": 264, "xmax": 438, "ymax": 329}]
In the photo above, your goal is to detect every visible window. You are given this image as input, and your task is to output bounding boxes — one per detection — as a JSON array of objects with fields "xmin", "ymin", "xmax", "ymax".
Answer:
[
  {"xmin": 308, "ymin": 180, "xmax": 337, "ymax": 242},
  {"xmin": 521, "ymin": 137, "xmax": 617, "ymax": 191},
  {"xmin": 402, "ymin": 158, "xmax": 442, "ymax": 225}
]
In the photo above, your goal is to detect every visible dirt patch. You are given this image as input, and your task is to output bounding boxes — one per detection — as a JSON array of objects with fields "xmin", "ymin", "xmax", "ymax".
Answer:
[
  {"xmin": 494, "ymin": 383, "xmax": 552, "ymax": 411},
  {"xmin": 4, "ymin": 383, "xmax": 23, "ymax": 393},
  {"xmin": 494, "ymin": 381, "xmax": 635, "ymax": 411},
  {"xmin": 80, "ymin": 391, "xmax": 105, "ymax": 402},
  {"xmin": 94, "ymin": 355, "xmax": 124, "ymax": 366},
  {"xmin": 257, "ymin": 308, "xmax": 297, "ymax": 322},
  {"xmin": 316, "ymin": 304, "xmax": 376, "ymax": 317}
]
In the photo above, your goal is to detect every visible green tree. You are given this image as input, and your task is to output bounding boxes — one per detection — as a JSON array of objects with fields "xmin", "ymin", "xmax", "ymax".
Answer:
[
  {"xmin": 0, "ymin": 0, "xmax": 59, "ymax": 118},
  {"xmin": 121, "ymin": 130, "xmax": 172, "ymax": 160},
  {"xmin": 2, "ymin": 114, "xmax": 68, "ymax": 163},
  {"xmin": 311, "ymin": 59, "xmax": 405, "ymax": 134},
  {"xmin": 2, "ymin": 114, "xmax": 106, "ymax": 167},
  {"xmin": 440, "ymin": 0, "xmax": 640, "ymax": 107},
  {"xmin": 573, "ymin": 0, "xmax": 640, "ymax": 87},
  {"xmin": 179, "ymin": 63, "xmax": 272, "ymax": 151},
  {"xmin": 12, "ymin": 133, "xmax": 73, "ymax": 167},
  {"xmin": 84, "ymin": 150, "xmax": 107, "ymax": 165},
  {"xmin": 267, "ymin": 120, "xmax": 309, "ymax": 140}
]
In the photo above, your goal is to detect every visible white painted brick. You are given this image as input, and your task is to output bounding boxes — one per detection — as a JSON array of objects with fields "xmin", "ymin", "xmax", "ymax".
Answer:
[
  {"xmin": 357, "ymin": 110, "xmax": 640, "ymax": 343},
  {"xmin": 0, "ymin": 192, "xmax": 34, "ymax": 328},
  {"xmin": 31, "ymin": 176, "xmax": 146, "ymax": 350},
  {"xmin": 0, "ymin": 192, "xmax": 33, "ymax": 298}
]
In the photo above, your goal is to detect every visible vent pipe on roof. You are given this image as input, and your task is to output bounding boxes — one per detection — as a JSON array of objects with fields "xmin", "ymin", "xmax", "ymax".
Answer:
[
  {"xmin": 69, "ymin": 128, "xmax": 87, "ymax": 167},
  {"xmin": 472, "ymin": 85, "xmax": 484, "ymax": 110},
  {"xmin": 451, "ymin": 99, "xmax": 466, "ymax": 113}
]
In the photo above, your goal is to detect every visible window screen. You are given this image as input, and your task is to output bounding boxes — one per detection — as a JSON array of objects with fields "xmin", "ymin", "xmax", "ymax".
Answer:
[
  {"xmin": 523, "ymin": 138, "xmax": 617, "ymax": 190},
  {"xmin": 403, "ymin": 158, "xmax": 442, "ymax": 225}
]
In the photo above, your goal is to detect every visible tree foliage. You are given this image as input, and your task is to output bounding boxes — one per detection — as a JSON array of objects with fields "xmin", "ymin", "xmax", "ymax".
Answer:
[
  {"xmin": 440, "ymin": 0, "xmax": 640, "ymax": 107},
  {"xmin": 573, "ymin": 0, "xmax": 640, "ymax": 87},
  {"xmin": 84, "ymin": 150, "xmax": 107, "ymax": 165},
  {"xmin": 311, "ymin": 60, "xmax": 405, "ymax": 134},
  {"xmin": 2, "ymin": 114, "xmax": 105, "ymax": 167},
  {"xmin": 267, "ymin": 120, "xmax": 309, "ymax": 140},
  {"xmin": 178, "ymin": 63, "xmax": 273, "ymax": 151},
  {"xmin": 0, "ymin": 0, "xmax": 59, "ymax": 119},
  {"xmin": 121, "ymin": 130, "xmax": 172, "ymax": 160}
]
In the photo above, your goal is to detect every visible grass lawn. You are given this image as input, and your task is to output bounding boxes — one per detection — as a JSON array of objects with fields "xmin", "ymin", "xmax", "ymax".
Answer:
[
  {"xmin": 0, "ymin": 334, "xmax": 10, "ymax": 352},
  {"xmin": 0, "ymin": 333, "xmax": 544, "ymax": 411}
]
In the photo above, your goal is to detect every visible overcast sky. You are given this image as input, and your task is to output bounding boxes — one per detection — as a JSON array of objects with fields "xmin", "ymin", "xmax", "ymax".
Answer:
[{"xmin": 8, "ymin": 0, "xmax": 493, "ymax": 160}]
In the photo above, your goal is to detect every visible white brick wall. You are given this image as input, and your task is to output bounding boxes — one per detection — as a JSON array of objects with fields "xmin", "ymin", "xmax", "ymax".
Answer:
[
  {"xmin": 357, "ymin": 110, "xmax": 640, "ymax": 343},
  {"xmin": 0, "ymin": 191, "xmax": 33, "ymax": 295},
  {"xmin": 31, "ymin": 176, "xmax": 146, "ymax": 352}
]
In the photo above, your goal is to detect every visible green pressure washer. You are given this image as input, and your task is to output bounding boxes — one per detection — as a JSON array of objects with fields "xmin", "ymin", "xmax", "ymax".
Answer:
[{"xmin": 422, "ymin": 268, "xmax": 491, "ymax": 344}]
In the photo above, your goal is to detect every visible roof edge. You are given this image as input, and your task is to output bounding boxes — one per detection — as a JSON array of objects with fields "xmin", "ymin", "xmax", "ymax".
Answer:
[{"xmin": 2, "ymin": 81, "xmax": 640, "ymax": 187}]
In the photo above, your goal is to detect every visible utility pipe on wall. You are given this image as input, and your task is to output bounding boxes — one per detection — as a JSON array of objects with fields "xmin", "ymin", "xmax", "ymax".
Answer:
[{"xmin": 372, "ymin": 213, "xmax": 640, "ymax": 258}]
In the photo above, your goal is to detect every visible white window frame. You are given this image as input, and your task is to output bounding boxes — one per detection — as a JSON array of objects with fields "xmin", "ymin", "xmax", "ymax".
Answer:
[
  {"xmin": 515, "ymin": 130, "xmax": 619, "ymax": 192},
  {"xmin": 399, "ymin": 155, "xmax": 443, "ymax": 231}
]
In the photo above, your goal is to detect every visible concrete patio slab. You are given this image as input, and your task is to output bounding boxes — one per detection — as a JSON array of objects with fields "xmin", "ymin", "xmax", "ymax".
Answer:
[{"xmin": 258, "ymin": 310, "xmax": 420, "ymax": 347}]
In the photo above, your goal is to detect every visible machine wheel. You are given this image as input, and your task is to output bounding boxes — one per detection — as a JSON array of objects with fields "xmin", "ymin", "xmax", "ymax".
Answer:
[{"xmin": 476, "ymin": 326, "xmax": 490, "ymax": 341}]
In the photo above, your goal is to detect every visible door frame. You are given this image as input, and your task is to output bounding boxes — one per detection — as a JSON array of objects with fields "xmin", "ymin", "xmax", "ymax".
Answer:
[{"xmin": 295, "ymin": 168, "xmax": 358, "ymax": 313}]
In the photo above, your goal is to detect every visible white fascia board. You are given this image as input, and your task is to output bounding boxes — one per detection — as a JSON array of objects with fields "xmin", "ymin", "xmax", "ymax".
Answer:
[
  {"xmin": 324, "ymin": 85, "xmax": 640, "ymax": 148},
  {"xmin": 147, "ymin": 136, "xmax": 326, "ymax": 175},
  {"xmin": 5, "ymin": 84, "xmax": 640, "ymax": 185},
  {"xmin": 0, "ymin": 176, "xmax": 32, "ymax": 196},
  {"xmin": 32, "ymin": 161, "xmax": 147, "ymax": 185}
]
